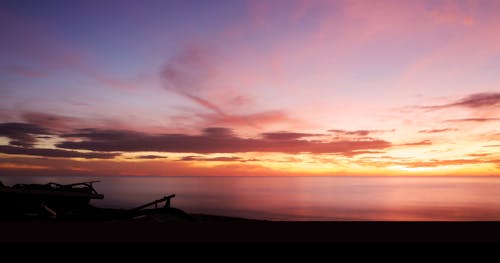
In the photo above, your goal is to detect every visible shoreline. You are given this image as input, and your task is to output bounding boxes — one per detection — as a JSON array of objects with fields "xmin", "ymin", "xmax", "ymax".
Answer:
[{"xmin": 3, "ymin": 205, "xmax": 500, "ymax": 243}]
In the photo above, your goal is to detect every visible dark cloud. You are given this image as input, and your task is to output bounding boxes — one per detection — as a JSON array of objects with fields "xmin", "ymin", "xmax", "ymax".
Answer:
[
  {"xmin": 444, "ymin": 118, "xmax": 500, "ymax": 122},
  {"xmin": 0, "ymin": 122, "xmax": 51, "ymax": 147},
  {"xmin": 400, "ymin": 140, "xmax": 432, "ymax": 146},
  {"xmin": 418, "ymin": 128, "xmax": 456, "ymax": 133},
  {"xmin": 446, "ymin": 93, "xmax": 500, "ymax": 108},
  {"xmin": 420, "ymin": 92, "xmax": 500, "ymax": 109},
  {"xmin": 134, "ymin": 155, "xmax": 168, "ymax": 159},
  {"xmin": 329, "ymin": 129, "xmax": 394, "ymax": 136},
  {"xmin": 261, "ymin": 132, "xmax": 322, "ymax": 140},
  {"xmin": 0, "ymin": 145, "xmax": 118, "ymax": 159},
  {"xmin": 36, "ymin": 136, "xmax": 53, "ymax": 139},
  {"xmin": 179, "ymin": 156, "xmax": 246, "ymax": 162},
  {"xmin": 202, "ymin": 127, "xmax": 235, "ymax": 137},
  {"xmin": 56, "ymin": 127, "xmax": 391, "ymax": 155}
]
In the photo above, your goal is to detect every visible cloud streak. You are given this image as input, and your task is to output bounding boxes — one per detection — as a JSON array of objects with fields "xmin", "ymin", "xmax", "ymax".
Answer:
[
  {"xmin": 420, "ymin": 93, "xmax": 500, "ymax": 110},
  {"xmin": 329, "ymin": 129, "xmax": 394, "ymax": 136},
  {"xmin": 261, "ymin": 131, "xmax": 323, "ymax": 140},
  {"xmin": 418, "ymin": 128, "xmax": 456, "ymax": 133},
  {"xmin": 399, "ymin": 140, "xmax": 433, "ymax": 146},
  {"xmin": 0, "ymin": 145, "xmax": 118, "ymax": 159},
  {"xmin": 57, "ymin": 127, "xmax": 391, "ymax": 155},
  {"xmin": 444, "ymin": 118, "xmax": 500, "ymax": 123},
  {"xmin": 161, "ymin": 45, "xmax": 222, "ymax": 113},
  {"xmin": 161, "ymin": 45, "xmax": 299, "ymax": 129},
  {"xmin": 133, "ymin": 155, "xmax": 168, "ymax": 160},
  {"xmin": 400, "ymin": 158, "xmax": 493, "ymax": 168},
  {"xmin": 179, "ymin": 156, "xmax": 248, "ymax": 162}
]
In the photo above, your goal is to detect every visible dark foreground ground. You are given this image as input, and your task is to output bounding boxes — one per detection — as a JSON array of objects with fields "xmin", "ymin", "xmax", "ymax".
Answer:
[
  {"xmin": 2, "ymin": 205, "xmax": 500, "ymax": 243},
  {"xmin": 3, "ymin": 220, "xmax": 500, "ymax": 243}
]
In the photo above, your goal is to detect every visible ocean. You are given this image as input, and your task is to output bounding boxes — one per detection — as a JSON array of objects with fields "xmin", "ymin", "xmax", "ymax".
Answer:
[{"xmin": 2, "ymin": 175, "xmax": 500, "ymax": 221}]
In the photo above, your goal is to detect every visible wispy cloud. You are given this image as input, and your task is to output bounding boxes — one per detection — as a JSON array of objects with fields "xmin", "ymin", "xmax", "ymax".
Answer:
[
  {"xmin": 399, "ymin": 140, "xmax": 433, "ymax": 146},
  {"xmin": 261, "ymin": 131, "xmax": 323, "ymax": 140},
  {"xmin": 329, "ymin": 129, "xmax": 394, "ymax": 136},
  {"xmin": 161, "ymin": 44, "xmax": 301, "ymax": 130},
  {"xmin": 401, "ymin": 158, "xmax": 492, "ymax": 168},
  {"xmin": 444, "ymin": 118, "xmax": 500, "ymax": 122},
  {"xmin": 418, "ymin": 128, "xmax": 456, "ymax": 133},
  {"xmin": 161, "ymin": 44, "xmax": 222, "ymax": 113},
  {"xmin": 419, "ymin": 93, "xmax": 500, "ymax": 110},
  {"xmin": 467, "ymin": 153, "xmax": 491, "ymax": 157},
  {"xmin": 196, "ymin": 110, "xmax": 298, "ymax": 129},
  {"xmin": 179, "ymin": 156, "xmax": 249, "ymax": 162},
  {"xmin": 133, "ymin": 155, "xmax": 168, "ymax": 160},
  {"xmin": 0, "ymin": 145, "xmax": 118, "ymax": 159},
  {"xmin": 341, "ymin": 150, "xmax": 386, "ymax": 157}
]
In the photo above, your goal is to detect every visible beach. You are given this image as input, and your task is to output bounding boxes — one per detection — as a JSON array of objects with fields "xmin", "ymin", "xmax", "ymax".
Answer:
[{"xmin": 3, "ymin": 220, "xmax": 500, "ymax": 243}]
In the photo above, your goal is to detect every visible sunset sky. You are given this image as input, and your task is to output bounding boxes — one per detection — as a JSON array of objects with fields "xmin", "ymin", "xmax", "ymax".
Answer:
[{"xmin": 1, "ymin": 0, "xmax": 499, "ymax": 177}]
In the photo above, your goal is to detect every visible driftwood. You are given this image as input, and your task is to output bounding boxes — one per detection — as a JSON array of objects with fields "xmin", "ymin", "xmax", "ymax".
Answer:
[{"xmin": 131, "ymin": 194, "xmax": 176, "ymax": 211}]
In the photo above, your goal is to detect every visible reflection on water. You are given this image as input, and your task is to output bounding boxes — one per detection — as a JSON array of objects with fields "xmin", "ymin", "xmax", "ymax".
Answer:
[{"xmin": 2, "ymin": 175, "xmax": 500, "ymax": 221}]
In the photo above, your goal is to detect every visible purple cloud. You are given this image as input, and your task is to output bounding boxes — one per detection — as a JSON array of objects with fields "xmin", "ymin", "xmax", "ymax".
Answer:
[
  {"xmin": 57, "ymin": 127, "xmax": 391, "ymax": 155},
  {"xmin": 0, "ymin": 145, "xmax": 118, "ymax": 159},
  {"xmin": 0, "ymin": 122, "xmax": 51, "ymax": 147},
  {"xmin": 420, "ymin": 92, "xmax": 500, "ymax": 110}
]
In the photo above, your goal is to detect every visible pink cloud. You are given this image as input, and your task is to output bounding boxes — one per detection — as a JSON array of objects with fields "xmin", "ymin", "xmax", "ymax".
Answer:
[{"xmin": 161, "ymin": 43, "xmax": 305, "ymax": 130}]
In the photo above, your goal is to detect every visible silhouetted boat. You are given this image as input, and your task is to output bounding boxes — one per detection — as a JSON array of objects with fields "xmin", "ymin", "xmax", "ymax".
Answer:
[
  {"xmin": 0, "ymin": 180, "xmax": 195, "ymax": 221},
  {"xmin": 0, "ymin": 181, "xmax": 104, "ymax": 218}
]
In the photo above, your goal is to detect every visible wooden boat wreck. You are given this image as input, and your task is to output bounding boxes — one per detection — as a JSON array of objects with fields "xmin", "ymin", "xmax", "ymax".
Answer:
[
  {"xmin": 0, "ymin": 181, "xmax": 104, "ymax": 218},
  {"xmin": 0, "ymin": 180, "xmax": 192, "ymax": 221}
]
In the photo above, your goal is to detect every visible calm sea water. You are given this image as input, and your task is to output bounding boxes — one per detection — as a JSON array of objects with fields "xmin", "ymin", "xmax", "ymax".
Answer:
[{"xmin": 2, "ymin": 175, "xmax": 500, "ymax": 221}]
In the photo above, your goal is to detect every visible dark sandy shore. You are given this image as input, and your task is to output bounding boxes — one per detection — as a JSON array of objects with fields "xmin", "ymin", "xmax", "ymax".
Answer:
[
  {"xmin": 3, "ymin": 219, "xmax": 500, "ymax": 243},
  {"xmin": 2, "ymin": 205, "xmax": 500, "ymax": 243}
]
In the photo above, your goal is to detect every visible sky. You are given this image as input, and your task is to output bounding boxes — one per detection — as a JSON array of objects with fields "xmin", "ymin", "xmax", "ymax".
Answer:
[{"xmin": 0, "ymin": 0, "xmax": 499, "ymax": 177}]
